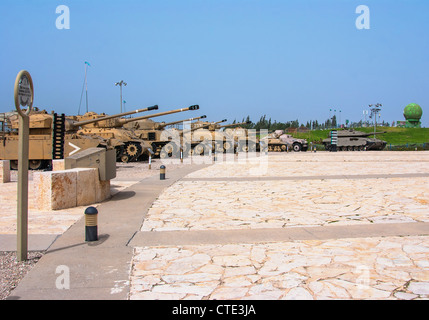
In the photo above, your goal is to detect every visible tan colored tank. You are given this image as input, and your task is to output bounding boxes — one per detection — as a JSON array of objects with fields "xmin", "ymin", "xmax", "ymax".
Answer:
[
  {"xmin": 187, "ymin": 119, "xmax": 227, "ymax": 155},
  {"xmin": 0, "ymin": 108, "xmax": 116, "ymax": 170},
  {"xmin": 71, "ymin": 105, "xmax": 160, "ymax": 162},
  {"xmin": 123, "ymin": 105, "xmax": 200, "ymax": 158},
  {"xmin": 219, "ymin": 122, "xmax": 254, "ymax": 153},
  {"xmin": 74, "ymin": 105, "xmax": 200, "ymax": 161},
  {"xmin": 260, "ymin": 130, "xmax": 308, "ymax": 152},
  {"xmin": 134, "ymin": 115, "xmax": 206, "ymax": 159}
]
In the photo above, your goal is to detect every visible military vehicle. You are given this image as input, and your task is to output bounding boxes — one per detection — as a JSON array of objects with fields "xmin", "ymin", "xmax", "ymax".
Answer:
[
  {"xmin": 75, "ymin": 105, "xmax": 199, "ymax": 162},
  {"xmin": 0, "ymin": 106, "xmax": 158, "ymax": 169},
  {"xmin": 213, "ymin": 122, "xmax": 253, "ymax": 153},
  {"xmin": 132, "ymin": 114, "xmax": 206, "ymax": 158},
  {"xmin": 254, "ymin": 130, "xmax": 308, "ymax": 152},
  {"xmin": 187, "ymin": 119, "xmax": 227, "ymax": 155},
  {"xmin": 122, "ymin": 107, "xmax": 202, "ymax": 158},
  {"xmin": 322, "ymin": 130, "xmax": 387, "ymax": 151}
]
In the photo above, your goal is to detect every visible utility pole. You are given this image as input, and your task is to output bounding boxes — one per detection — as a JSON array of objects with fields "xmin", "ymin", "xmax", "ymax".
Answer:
[
  {"xmin": 84, "ymin": 61, "xmax": 90, "ymax": 113},
  {"xmin": 115, "ymin": 80, "xmax": 127, "ymax": 113}
]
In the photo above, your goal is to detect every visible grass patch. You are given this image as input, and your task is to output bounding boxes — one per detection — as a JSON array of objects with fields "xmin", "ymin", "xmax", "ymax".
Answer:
[{"xmin": 293, "ymin": 127, "xmax": 429, "ymax": 145}]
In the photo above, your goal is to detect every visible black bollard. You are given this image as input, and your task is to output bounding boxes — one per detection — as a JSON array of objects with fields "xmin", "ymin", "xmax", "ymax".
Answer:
[
  {"xmin": 160, "ymin": 165, "xmax": 166, "ymax": 180},
  {"xmin": 85, "ymin": 206, "xmax": 98, "ymax": 242}
]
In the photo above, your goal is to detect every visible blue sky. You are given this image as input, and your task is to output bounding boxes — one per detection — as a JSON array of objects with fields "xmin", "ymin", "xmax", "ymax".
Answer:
[{"xmin": 1, "ymin": 0, "xmax": 428, "ymax": 127}]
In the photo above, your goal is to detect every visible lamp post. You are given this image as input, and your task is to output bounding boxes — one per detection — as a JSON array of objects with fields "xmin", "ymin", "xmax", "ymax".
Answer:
[
  {"xmin": 369, "ymin": 103, "xmax": 382, "ymax": 137},
  {"xmin": 115, "ymin": 80, "xmax": 127, "ymax": 113}
]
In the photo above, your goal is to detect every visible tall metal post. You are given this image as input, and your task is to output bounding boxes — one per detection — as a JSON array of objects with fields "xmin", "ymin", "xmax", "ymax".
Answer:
[
  {"xmin": 115, "ymin": 80, "xmax": 127, "ymax": 113},
  {"xmin": 14, "ymin": 70, "xmax": 34, "ymax": 262}
]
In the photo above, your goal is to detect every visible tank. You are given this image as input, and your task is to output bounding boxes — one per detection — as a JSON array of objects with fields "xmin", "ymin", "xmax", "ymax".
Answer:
[
  {"xmin": 123, "ymin": 105, "xmax": 201, "ymax": 158},
  {"xmin": 68, "ymin": 105, "xmax": 159, "ymax": 162},
  {"xmin": 216, "ymin": 122, "xmax": 254, "ymax": 153},
  {"xmin": 322, "ymin": 129, "xmax": 387, "ymax": 151},
  {"xmin": 187, "ymin": 119, "xmax": 227, "ymax": 155},
  {"xmin": 0, "ymin": 108, "xmax": 129, "ymax": 170},
  {"xmin": 260, "ymin": 130, "xmax": 308, "ymax": 152}
]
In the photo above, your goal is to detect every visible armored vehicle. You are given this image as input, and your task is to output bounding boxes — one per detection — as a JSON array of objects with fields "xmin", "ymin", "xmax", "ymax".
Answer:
[
  {"xmin": 322, "ymin": 130, "xmax": 387, "ymax": 151},
  {"xmin": 74, "ymin": 105, "xmax": 200, "ymax": 161},
  {"xmin": 215, "ymin": 122, "xmax": 254, "ymax": 153},
  {"xmin": 260, "ymin": 130, "xmax": 308, "ymax": 152},
  {"xmin": 124, "ymin": 106, "xmax": 201, "ymax": 158},
  {"xmin": 68, "ymin": 105, "xmax": 159, "ymax": 162},
  {"xmin": 0, "ymin": 106, "xmax": 158, "ymax": 169},
  {"xmin": 187, "ymin": 119, "xmax": 227, "ymax": 155}
]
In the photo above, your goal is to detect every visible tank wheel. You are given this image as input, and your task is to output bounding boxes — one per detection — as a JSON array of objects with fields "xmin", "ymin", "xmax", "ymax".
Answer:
[
  {"xmin": 193, "ymin": 145, "xmax": 204, "ymax": 155},
  {"xmin": 126, "ymin": 143, "xmax": 140, "ymax": 157},
  {"xmin": 121, "ymin": 155, "xmax": 130, "ymax": 163},
  {"xmin": 240, "ymin": 144, "xmax": 249, "ymax": 152},
  {"xmin": 347, "ymin": 146, "xmax": 353, "ymax": 151},
  {"xmin": 214, "ymin": 143, "xmax": 224, "ymax": 153},
  {"xmin": 125, "ymin": 142, "xmax": 142, "ymax": 161},
  {"xmin": 163, "ymin": 143, "xmax": 173, "ymax": 154},
  {"xmin": 159, "ymin": 150, "xmax": 168, "ymax": 159},
  {"xmin": 29, "ymin": 160, "xmax": 43, "ymax": 170},
  {"xmin": 359, "ymin": 146, "xmax": 364, "ymax": 151},
  {"xmin": 10, "ymin": 160, "xmax": 18, "ymax": 170},
  {"xmin": 292, "ymin": 143, "xmax": 302, "ymax": 152},
  {"xmin": 281, "ymin": 145, "xmax": 287, "ymax": 152},
  {"xmin": 223, "ymin": 141, "xmax": 234, "ymax": 153}
]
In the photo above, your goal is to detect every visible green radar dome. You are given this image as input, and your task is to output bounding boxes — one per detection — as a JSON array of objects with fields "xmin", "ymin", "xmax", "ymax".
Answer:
[{"xmin": 403, "ymin": 103, "xmax": 423, "ymax": 121}]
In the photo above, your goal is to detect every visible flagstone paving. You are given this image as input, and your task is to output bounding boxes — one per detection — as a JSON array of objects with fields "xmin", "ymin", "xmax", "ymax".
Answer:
[
  {"xmin": 130, "ymin": 151, "xmax": 429, "ymax": 300},
  {"xmin": 129, "ymin": 236, "xmax": 429, "ymax": 300}
]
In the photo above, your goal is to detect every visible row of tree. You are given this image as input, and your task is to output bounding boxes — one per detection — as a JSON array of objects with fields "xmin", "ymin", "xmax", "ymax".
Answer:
[{"xmin": 233, "ymin": 115, "xmax": 391, "ymax": 131}]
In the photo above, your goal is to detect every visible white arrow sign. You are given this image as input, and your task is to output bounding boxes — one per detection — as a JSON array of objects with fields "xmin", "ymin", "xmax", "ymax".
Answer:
[{"xmin": 68, "ymin": 142, "xmax": 81, "ymax": 156}]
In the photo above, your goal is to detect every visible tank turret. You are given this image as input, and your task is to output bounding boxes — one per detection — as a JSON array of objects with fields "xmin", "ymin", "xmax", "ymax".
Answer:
[{"xmin": 328, "ymin": 130, "xmax": 386, "ymax": 138}]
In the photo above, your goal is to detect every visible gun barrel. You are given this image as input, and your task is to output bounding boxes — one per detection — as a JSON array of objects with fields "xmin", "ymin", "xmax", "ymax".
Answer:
[
  {"xmin": 71, "ymin": 105, "xmax": 158, "ymax": 128},
  {"xmin": 121, "ymin": 105, "xmax": 199, "ymax": 125},
  {"xmin": 158, "ymin": 115, "xmax": 207, "ymax": 129},
  {"xmin": 218, "ymin": 121, "xmax": 250, "ymax": 129},
  {"xmin": 182, "ymin": 119, "xmax": 227, "ymax": 135}
]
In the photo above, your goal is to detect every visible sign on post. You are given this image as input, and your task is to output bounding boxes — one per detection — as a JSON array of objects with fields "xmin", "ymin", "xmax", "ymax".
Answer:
[{"xmin": 14, "ymin": 70, "xmax": 34, "ymax": 262}]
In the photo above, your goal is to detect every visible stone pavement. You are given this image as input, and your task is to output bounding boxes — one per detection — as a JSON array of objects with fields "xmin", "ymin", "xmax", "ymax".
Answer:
[
  {"xmin": 128, "ymin": 151, "xmax": 429, "ymax": 300},
  {"xmin": 3, "ymin": 151, "xmax": 429, "ymax": 300}
]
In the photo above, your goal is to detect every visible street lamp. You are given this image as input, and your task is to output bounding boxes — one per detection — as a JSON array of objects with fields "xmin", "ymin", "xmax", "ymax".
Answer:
[
  {"xmin": 115, "ymin": 80, "xmax": 127, "ymax": 113},
  {"xmin": 369, "ymin": 103, "xmax": 382, "ymax": 137}
]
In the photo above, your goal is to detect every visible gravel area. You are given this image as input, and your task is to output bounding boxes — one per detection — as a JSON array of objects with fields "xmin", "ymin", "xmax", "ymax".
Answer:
[{"xmin": 0, "ymin": 251, "xmax": 44, "ymax": 300}]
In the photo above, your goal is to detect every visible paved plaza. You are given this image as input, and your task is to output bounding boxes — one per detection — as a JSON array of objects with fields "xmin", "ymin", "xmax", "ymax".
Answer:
[
  {"xmin": 128, "ymin": 151, "xmax": 429, "ymax": 300},
  {"xmin": 1, "ymin": 151, "xmax": 429, "ymax": 300}
]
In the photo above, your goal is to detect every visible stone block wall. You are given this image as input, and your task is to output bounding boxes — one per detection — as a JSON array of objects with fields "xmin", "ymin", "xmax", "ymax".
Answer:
[
  {"xmin": 0, "ymin": 160, "xmax": 10, "ymax": 183},
  {"xmin": 33, "ymin": 167, "xmax": 111, "ymax": 210}
]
